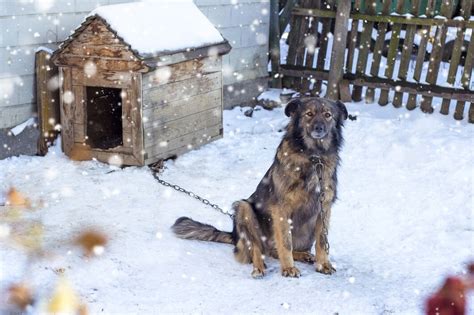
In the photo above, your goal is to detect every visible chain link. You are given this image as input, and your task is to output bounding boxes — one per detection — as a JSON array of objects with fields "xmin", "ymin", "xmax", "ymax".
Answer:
[
  {"xmin": 152, "ymin": 171, "xmax": 234, "ymax": 218},
  {"xmin": 313, "ymin": 155, "xmax": 331, "ymax": 255}
]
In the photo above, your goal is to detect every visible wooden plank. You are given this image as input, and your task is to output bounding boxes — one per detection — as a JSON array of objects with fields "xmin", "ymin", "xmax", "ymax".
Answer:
[
  {"xmin": 345, "ymin": 0, "xmax": 361, "ymax": 75},
  {"xmin": 143, "ymin": 72, "xmax": 221, "ymax": 107},
  {"xmin": 63, "ymin": 44, "xmax": 137, "ymax": 60},
  {"xmin": 279, "ymin": 0, "xmax": 298, "ymax": 33},
  {"xmin": 313, "ymin": 3, "xmax": 333, "ymax": 95},
  {"xmin": 145, "ymin": 126, "xmax": 222, "ymax": 165},
  {"xmin": 145, "ymin": 107, "xmax": 222, "ymax": 148},
  {"xmin": 420, "ymin": 1, "xmax": 453, "ymax": 113},
  {"xmin": 55, "ymin": 54, "xmax": 148, "ymax": 72},
  {"xmin": 59, "ymin": 67, "xmax": 74, "ymax": 156},
  {"xmin": 73, "ymin": 19, "xmax": 120, "ymax": 46},
  {"xmin": 143, "ymin": 58, "xmax": 221, "ymax": 89},
  {"xmin": 72, "ymin": 86, "xmax": 85, "ymax": 143},
  {"xmin": 280, "ymin": 64, "xmax": 329, "ymax": 80},
  {"xmin": 35, "ymin": 50, "xmax": 60, "ymax": 155},
  {"xmin": 469, "ymin": 103, "xmax": 474, "ymax": 123},
  {"xmin": 72, "ymin": 68, "xmax": 132, "ymax": 88},
  {"xmin": 286, "ymin": 0, "xmax": 306, "ymax": 89},
  {"xmin": 365, "ymin": 0, "xmax": 392, "ymax": 103},
  {"xmin": 120, "ymin": 87, "xmax": 133, "ymax": 150},
  {"xmin": 348, "ymin": 75, "xmax": 474, "ymax": 102},
  {"xmin": 142, "ymin": 42, "xmax": 231, "ymax": 68},
  {"xmin": 352, "ymin": 0, "xmax": 376, "ymax": 101},
  {"xmin": 130, "ymin": 74, "xmax": 145, "ymax": 164},
  {"xmin": 292, "ymin": 7, "xmax": 474, "ymax": 28},
  {"xmin": 143, "ymin": 89, "xmax": 221, "ymax": 129},
  {"xmin": 378, "ymin": 17, "xmax": 402, "ymax": 105},
  {"xmin": 339, "ymin": 79, "xmax": 352, "ymax": 102},
  {"xmin": 454, "ymin": 29, "xmax": 474, "ymax": 121},
  {"xmin": 326, "ymin": 0, "xmax": 351, "ymax": 100},
  {"xmin": 269, "ymin": 0, "xmax": 282, "ymax": 88},
  {"xmin": 301, "ymin": 0, "xmax": 320, "ymax": 92},
  {"xmin": 441, "ymin": 0, "xmax": 472, "ymax": 115},
  {"xmin": 407, "ymin": 0, "xmax": 436, "ymax": 110},
  {"xmin": 393, "ymin": 0, "xmax": 419, "ymax": 108},
  {"xmin": 293, "ymin": 0, "xmax": 313, "ymax": 91},
  {"xmin": 280, "ymin": 65, "xmax": 474, "ymax": 102}
]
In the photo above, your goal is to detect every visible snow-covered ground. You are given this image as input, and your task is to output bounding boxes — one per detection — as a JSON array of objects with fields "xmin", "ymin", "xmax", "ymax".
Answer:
[{"xmin": 1, "ymin": 102, "xmax": 473, "ymax": 314}]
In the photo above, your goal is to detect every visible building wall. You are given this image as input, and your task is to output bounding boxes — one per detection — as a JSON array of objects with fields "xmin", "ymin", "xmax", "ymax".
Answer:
[{"xmin": 0, "ymin": 0, "xmax": 270, "ymax": 130}]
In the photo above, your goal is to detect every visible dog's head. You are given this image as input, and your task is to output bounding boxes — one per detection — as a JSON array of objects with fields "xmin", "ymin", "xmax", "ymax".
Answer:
[{"xmin": 285, "ymin": 97, "xmax": 348, "ymax": 140}]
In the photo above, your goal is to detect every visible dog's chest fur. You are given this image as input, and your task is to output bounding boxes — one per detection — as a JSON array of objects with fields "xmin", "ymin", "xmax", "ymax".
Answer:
[{"xmin": 250, "ymin": 139, "xmax": 338, "ymax": 251}]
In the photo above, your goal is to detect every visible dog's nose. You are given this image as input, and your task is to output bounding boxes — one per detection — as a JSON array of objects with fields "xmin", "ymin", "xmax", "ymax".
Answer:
[{"xmin": 315, "ymin": 125, "xmax": 324, "ymax": 133}]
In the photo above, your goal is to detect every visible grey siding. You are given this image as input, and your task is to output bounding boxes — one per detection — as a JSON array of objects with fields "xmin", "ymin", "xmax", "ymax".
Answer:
[{"xmin": 0, "ymin": 0, "xmax": 269, "ymax": 129}]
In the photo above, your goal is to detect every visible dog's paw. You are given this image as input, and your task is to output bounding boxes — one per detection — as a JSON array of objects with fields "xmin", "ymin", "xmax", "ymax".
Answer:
[
  {"xmin": 281, "ymin": 266, "xmax": 301, "ymax": 278},
  {"xmin": 251, "ymin": 267, "xmax": 265, "ymax": 279},
  {"xmin": 315, "ymin": 261, "xmax": 336, "ymax": 275},
  {"xmin": 293, "ymin": 251, "xmax": 315, "ymax": 264}
]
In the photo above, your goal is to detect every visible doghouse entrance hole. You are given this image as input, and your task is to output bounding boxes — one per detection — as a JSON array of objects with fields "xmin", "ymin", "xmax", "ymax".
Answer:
[{"xmin": 86, "ymin": 86, "xmax": 123, "ymax": 150}]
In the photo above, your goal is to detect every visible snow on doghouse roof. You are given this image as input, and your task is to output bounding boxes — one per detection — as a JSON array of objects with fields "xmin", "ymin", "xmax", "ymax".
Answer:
[{"xmin": 89, "ymin": 0, "xmax": 226, "ymax": 56}]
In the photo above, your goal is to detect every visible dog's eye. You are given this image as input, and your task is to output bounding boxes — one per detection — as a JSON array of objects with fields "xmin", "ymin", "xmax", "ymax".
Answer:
[
  {"xmin": 306, "ymin": 112, "xmax": 314, "ymax": 117},
  {"xmin": 324, "ymin": 112, "xmax": 332, "ymax": 119}
]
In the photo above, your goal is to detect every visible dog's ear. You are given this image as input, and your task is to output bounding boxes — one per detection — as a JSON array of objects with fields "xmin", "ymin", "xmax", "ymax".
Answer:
[
  {"xmin": 284, "ymin": 98, "xmax": 301, "ymax": 117},
  {"xmin": 335, "ymin": 100, "xmax": 348, "ymax": 121}
]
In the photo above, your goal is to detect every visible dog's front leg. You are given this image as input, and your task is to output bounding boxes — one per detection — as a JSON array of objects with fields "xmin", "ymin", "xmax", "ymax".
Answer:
[
  {"xmin": 271, "ymin": 209, "xmax": 301, "ymax": 278},
  {"xmin": 314, "ymin": 201, "xmax": 336, "ymax": 275}
]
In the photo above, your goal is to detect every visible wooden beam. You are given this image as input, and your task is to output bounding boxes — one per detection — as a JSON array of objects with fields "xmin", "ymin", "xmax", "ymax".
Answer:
[
  {"xmin": 326, "ymin": 0, "xmax": 351, "ymax": 100},
  {"xmin": 280, "ymin": 65, "xmax": 474, "ymax": 102},
  {"xmin": 35, "ymin": 50, "xmax": 60, "ymax": 155},
  {"xmin": 279, "ymin": 0, "xmax": 298, "ymax": 36},
  {"xmin": 292, "ymin": 7, "xmax": 474, "ymax": 28},
  {"xmin": 269, "ymin": 0, "xmax": 282, "ymax": 88}
]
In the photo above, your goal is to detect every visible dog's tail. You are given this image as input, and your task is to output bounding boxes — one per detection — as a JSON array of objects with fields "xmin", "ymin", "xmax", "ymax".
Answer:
[{"xmin": 171, "ymin": 217, "xmax": 233, "ymax": 244}]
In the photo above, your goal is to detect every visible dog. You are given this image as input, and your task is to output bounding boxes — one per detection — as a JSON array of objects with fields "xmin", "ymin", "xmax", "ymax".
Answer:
[{"xmin": 172, "ymin": 96, "xmax": 348, "ymax": 278}]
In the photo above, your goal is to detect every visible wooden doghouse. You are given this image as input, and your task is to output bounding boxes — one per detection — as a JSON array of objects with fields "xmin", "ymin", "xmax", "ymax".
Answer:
[{"xmin": 51, "ymin": 1, "xmax": 231, "ymax": 166}]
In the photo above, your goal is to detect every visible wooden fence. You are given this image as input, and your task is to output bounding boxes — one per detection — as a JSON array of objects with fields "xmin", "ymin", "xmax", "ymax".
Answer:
[{"xmin": 270, "ymin": 0, "xmax": 474, "ymax": 123}]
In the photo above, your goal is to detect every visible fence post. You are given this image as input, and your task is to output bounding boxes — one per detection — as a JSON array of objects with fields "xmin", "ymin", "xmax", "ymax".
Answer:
[
  {"xmin": 326, "ymin": 0, "xmax": 350, "ymax": 100},
  {"xmin": 269, "ymin": 0, "xmax": 282, "ymax": 88}
]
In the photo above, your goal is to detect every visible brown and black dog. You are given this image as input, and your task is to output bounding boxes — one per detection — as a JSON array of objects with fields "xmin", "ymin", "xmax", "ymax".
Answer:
[{"xmin": 172, "ymin": 97, "xmax": 348, "ymax": 278}]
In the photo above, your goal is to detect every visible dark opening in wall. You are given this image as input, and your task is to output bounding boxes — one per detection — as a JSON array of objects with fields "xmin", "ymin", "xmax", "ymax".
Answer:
[{"xmin": 86, "ymin": 86, "xmax": 123, "ymax": 150}]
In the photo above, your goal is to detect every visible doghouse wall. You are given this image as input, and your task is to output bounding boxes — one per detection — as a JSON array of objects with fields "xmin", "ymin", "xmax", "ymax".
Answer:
[{"xmin": 142, "ymin": 57, "xmax": 224, "ymax": 164}]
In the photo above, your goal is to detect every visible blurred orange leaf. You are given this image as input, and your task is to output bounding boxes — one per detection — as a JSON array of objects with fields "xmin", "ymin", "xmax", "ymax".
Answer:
[
  {"xmin": 75, "ymin": 229, "xmax": 108, "ymax": 257},
  {"xmin": 7, "ymin": 282, "xmax": 34, "ymax": 310},
  {"xmin": 6, "ymin": 188, "xmax": 31, "ymax": 208}
]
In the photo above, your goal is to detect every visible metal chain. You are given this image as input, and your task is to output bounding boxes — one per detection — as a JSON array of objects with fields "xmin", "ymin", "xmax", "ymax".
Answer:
[
  {"xmin": 151, "ymin": 171, "xmax": 234, "ymax": 218},
  {"xmin": 313, "ymin": 156, "xmax": 331, "ymax": 255}
]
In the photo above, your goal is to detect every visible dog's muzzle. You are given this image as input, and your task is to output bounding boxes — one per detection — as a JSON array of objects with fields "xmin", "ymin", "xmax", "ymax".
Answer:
[{"xmin": 311, "ymin": 125, "xmax": 327, "ymax": 139}]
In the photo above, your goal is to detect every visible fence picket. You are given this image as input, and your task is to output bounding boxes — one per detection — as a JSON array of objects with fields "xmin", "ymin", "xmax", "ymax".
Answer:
[
  {"xmin": 379, "ymin": 0, "xmax": 405, "ymax": 106},
  {"xmin": 313, "ymin": 1, "xmax": 335, "ymax": 95},
  {"xmin": 420, "ymin": 2, "xmax": 454, "ymax": 113},
  {"xmin": 345, "ymin": 0, "xmax": 362, "ymax": 75},
  {"xmin": 454, "ymin": 30, "xmax": 474, "ymax": 121},
  {"xmin": 352, "ymin": 0, "xmax": 376, "ymax": 102},
  {"xmin": 302, "ymin": 0, "xmax": 321, "ymax": 92},
  {"xmin": 365, "ymin": 0, "xmax": 392, "ymax": 104},
  {"xmin": 393, "ymin": 0, "xmax": 420, "ymax": 108},
  {"xmin": 407, "ymin": 0, "xmax": 436, "ymax": 110}
]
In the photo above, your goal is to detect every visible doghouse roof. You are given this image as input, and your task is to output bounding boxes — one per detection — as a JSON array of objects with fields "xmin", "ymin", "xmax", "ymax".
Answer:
[{"xmin": 53, "ymin": 0, "xmax": 231, "ymax": 69}]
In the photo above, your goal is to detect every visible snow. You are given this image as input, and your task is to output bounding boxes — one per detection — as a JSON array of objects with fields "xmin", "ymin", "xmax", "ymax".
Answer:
[
  {"xmin": 9, "ymin": 118, "xmax": 36, "ymax": 136},
  {"xmin": 1, "ymin": 102, "xmax": 473, "ymax": 313},
  {"xmin": 257, "ymin": 88, "xmax": 296, "ymax": 103},
  {"xmin": 35, "ymin": 46, "xmax": 55, "ymax": 54},
  {"xmin": 89, "ymin": 0, "xmax": 225, "ymax": 55}
]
